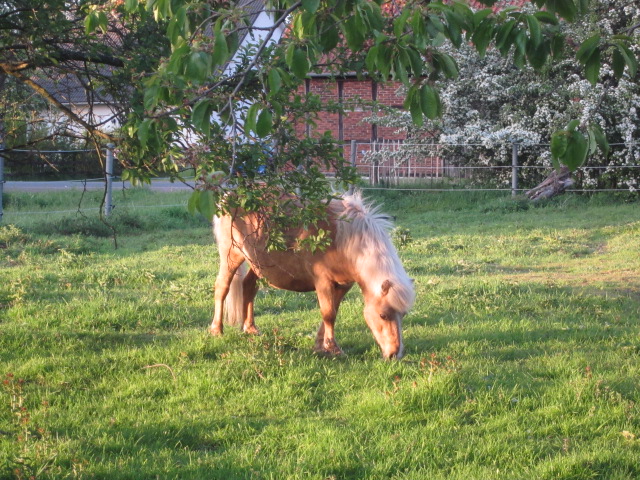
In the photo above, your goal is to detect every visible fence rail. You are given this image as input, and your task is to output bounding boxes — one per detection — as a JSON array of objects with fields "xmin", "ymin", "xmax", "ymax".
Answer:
[
  {"xmin": 343, "ymin": 140, "xmax": 639, "ymax": 195},
  {"xmin": 1, "ymin": 140, "xmax": 638, "ymax": 222}
]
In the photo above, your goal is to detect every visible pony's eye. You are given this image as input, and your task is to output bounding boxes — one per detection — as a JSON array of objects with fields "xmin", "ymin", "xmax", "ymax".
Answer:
[{"xmin": 379, "ymin": 313, "xmax": 389, "ymax": 320}]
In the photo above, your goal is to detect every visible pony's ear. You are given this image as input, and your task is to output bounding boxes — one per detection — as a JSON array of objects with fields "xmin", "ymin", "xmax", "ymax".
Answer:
[{"xmin": 381, "ymin": 279, "xmax": 393, "ymax": 296}]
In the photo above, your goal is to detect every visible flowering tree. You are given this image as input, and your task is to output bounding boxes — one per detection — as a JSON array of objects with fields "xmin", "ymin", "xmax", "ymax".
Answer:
[
  {"xmin": 2, "ymin": 0, "xmax": 638, "ymax": 225},
  {"xmin": 365, "ymin": 0, "xmax": 639, "ymax": 193}
]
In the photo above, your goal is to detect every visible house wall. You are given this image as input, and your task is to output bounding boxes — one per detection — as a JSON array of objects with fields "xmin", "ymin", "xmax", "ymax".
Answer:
[
  {"xmin": 300, "ymin": 77, "xmax": 406, "ymax": 143},
  {"xmin": 294, "ymin": 77, "xmax": 412, "ymax": 172}
]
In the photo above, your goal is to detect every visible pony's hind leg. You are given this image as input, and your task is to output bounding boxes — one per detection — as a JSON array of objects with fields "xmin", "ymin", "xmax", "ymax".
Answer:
[
  {"xmin": 241, "ymin": 268, "xmax": 260, "ymax": 335},
  {"xmin": 211, "ymin": 253, "xmax": 245, "ymax": 336}
]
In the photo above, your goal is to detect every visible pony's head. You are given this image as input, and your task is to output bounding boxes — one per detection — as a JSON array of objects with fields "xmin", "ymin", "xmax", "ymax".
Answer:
[
  {"xmin": 363, "ymin": 278, "xmax": 413, "ymax": 359},
  {"xmin": 334, "ymin": 192, "xmax": 416, "ymax": 359}
]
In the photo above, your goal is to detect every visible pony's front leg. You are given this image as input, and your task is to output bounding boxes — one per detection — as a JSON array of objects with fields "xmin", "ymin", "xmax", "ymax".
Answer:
[{"xmin": 313, "ymin": 282, "xmax": 351, "ymax": 356}]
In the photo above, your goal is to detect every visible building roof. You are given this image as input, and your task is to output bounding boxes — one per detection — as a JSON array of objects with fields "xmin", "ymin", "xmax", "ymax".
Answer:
[{"xmin": 40, "ymin": 0, "xmax": 268, "ymax": 107}]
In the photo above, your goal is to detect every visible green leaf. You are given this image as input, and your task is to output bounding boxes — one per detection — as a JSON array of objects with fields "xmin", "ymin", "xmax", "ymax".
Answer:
[
  {"xmin": 567, "ymin": 119, "xmax": 580, "ymax": 131},
  {"xmin": 576, "ymin": 34, "xmax": 600, "ymax": 64},
  {"xmin": 137, "ymin": 119, "xmax": 154, "ymax": 148},
  {"xmin": 409, "ymin": 97, "xmax": 423, "ymax": 127},
  {"xmin": 472, "ymin": 8, "xmax": 493, "ymax": 28},
  {"xmin": 444, "ymin": 10, "xmax": 463, "ymax": 48},
  {"xmin": 495, "ymin": 20, "xmax": 517, "ymax": 53},
  {"xmin": 256, "ymin": 109, "xmax": 273, "ymax": 138},
  {"xmin": 420, "ymin": 84, "xmax": 440, "ymax": 120},
  {"xmin": 187, "ymin": 190, "xmax": 200, "ymax": 216},
  {"xmin": 587, "ymin": 128, "xmax": 597, "ymax": 155},
  {"xmin": 577, "ymin": 0, "xmax": 589, "ymax": 14},
  {"xmin": 584, "ymin": 48, "xmax": 601, "ymax": 85},
  {"xmin": 167, "ymin": 7, "xmax": 188, "ymax": 45},
  {"xmin": 550, "ymin": 131, "xmax": 568, "ymax": 167},
  {"xmin": 526, "ymin": 38, "xmax": 549, "ymax": 70},
  {"xmin": 244, "ymin": 103, "xmax": 260, "ymax": 136},
  {"xmin": 550, "ymin": 33, "xmax": 565, "ymax": 59},
  {"xmin": 191, "ymin": 100, "xmax": 212, "ymax": 137},
  {"xmin": 365, "ymin": 46, "xmax": 379, "ymax": 74},
  {"xmin": 612, "ymin": 48, "xmax": 625, "ymax": 79},
  {"xmin": 97, "ymin": 11, "xmax": 108, "ymax": 33},
  {"xmin": 433, "ymin": 52, "xmax": 458, "ymax": 79},
  {"xmin": 212, "ymin": 26, "xmax": 229, "ymax": 67},
  {"xmin": 563, "ymin": 130, "xmax": 588, "ymax": 171},
  {"xmin": 526, "ymin": 14, "xmax": 542, "ymax": 46},
  {"xmin": 377, "ymin": 45, "xmax": 391, "ymax": 79},
  {"xmin": 302, "ymin": 0, "xmax": 320, "ymax": 13},
  {"xmin": 290, "ymin": 48, "xmax": 310, "ymax": 79},
  {"xmin": 319, "ymin": 22, "xmax": 340, "ymax": 51},
  {"xmin": 84, "ymin": 12, "xmax": 98, "ymax": 35},
  {"xmin": 197, "ymin": 190, "xmax": 216, "ymax": 222},
  {"xmin": 151, "ymin": 0, "xmax": 171, "ymax": 21},
  {"xmin": 407, "ymin": 48, "xmax": 424, "ymax": 77},
  {"xmin": 403, "ymin": 86, "xmax": 423, "ymax": 126},
  {"xmin": 186, "ymin": 51, "xmax": 210, "ymax": 84},
  {"xmin": 125, "ymin": 0, "xmax": 138, "ymax": 13},
  {"xmin": 533, "ymin": 11, "xmax": 559, "ymax": 24},
  {"xmin": 393, "ymin": 8, "xmax": 411, "ymax": 38},
  {"xmin": 344, "ymin": 14, "xmax": 365, "ymax": 50},
  {"xmin": 268, "ymin": 68, "xmax": 282, "ymax": 95},
  {"xmin": 546, "ymin": 0, "xmax": 578, "ymax": 22},
  {"xmin": 614, "ymin": 42, "xmax": 638, "ymax": 78},
  {"xmin": 471, "ymin": 19, "xmax": 494, "ymax": 58},
  {"xmin": 143, "ymin": 85, "xmax": 160, "ymax": 111},
  {"xmin": 394, "ymin": 55, "xmax": 409, "ymax": 84}
]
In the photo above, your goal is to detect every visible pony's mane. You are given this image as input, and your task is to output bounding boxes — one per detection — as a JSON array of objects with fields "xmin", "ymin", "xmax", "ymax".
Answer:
[{"xmin": 331, "ymin": 191, "xmax": 415, "ymax": 313}]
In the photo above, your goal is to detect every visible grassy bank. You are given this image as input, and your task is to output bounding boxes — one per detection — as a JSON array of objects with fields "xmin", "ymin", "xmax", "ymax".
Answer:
[{"xmin": 1, "ymin": 189, "xmax": 639, "ymax": 479}]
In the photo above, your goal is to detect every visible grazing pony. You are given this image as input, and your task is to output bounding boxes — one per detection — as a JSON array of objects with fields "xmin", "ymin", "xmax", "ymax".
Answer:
[{"xmin": 210, "ymin": 192, "xmax": 415, "ymax": 359}]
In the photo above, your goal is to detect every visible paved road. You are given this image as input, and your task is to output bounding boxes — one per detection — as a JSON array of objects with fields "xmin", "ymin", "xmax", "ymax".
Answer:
[{"xmin": 3, "ymin": 179, "xmax": 195, "ymax": 192}]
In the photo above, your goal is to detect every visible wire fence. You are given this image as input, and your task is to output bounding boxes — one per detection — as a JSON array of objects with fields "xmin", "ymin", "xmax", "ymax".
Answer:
[
  {"xmin": 1, "ymin": 140, "xmax": 638, "ymax": 222},
  {"xmin": 344, "ymin": 140, "xmax": 640, "ymax": 195}
]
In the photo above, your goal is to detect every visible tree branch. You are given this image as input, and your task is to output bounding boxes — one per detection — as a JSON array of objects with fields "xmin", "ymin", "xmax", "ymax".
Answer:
[{"xmin": 6, "ymin": 69, "xmax": 117, "ymax": 143}]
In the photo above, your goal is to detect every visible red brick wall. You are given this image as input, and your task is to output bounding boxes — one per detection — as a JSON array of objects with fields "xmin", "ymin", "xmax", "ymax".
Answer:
[{"xmin": 296, "ymin": 77, "xmax": 406, "ymax": 143}]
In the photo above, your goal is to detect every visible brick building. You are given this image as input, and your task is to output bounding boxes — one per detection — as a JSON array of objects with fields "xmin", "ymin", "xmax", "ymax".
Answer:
[
  {"xmin": 293, "ymin": 75, "xmax": 414, "ymax": 179},
  {"xmin": 293, "ymin": 0, "xmax": 529, "ymax": 181}
]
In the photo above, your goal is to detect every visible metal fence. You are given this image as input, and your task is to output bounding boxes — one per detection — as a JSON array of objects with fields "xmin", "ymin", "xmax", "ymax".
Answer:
[
  {"xmin": 0, "ymin": 145, "xmax": 118, "ymax": 222},
  {"xmin": 344, "ymin": 140, "xmax": 640, "ymax": 195},
  {"xmin": 2, "ymin": 140, "xmax": 638, "ymax": 222}
]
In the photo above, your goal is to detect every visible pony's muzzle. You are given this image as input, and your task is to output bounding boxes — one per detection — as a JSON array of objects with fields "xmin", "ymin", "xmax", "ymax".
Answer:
[{"xmin": 382, "ymin": 344, "xmax": 404, "ymax": 360}]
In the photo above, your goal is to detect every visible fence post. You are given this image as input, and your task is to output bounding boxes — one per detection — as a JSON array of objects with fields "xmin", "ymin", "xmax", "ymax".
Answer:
[
  {"xmin": 104, "ymin": 143, "xmax": 114, "ymax": 216},
  {"xmin": 0, "ymin": 144, "xmax": 4, "ymax": 223},
  {"xmin": 511, "ymin": 142, "xmax": 519, "ymax": 197},
  {"xmin": 349, "ymin": 140, "xmax": 356, "ymax": 195}
]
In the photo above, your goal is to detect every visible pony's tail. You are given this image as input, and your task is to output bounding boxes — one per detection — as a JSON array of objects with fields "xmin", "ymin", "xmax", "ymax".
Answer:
[{"xmin": 224, "ymin": 263, "xmax": 247, "ymax": 326}]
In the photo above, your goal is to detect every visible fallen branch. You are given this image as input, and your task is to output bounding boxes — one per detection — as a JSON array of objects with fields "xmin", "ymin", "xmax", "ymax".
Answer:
[{"xmin": 526, "ymin": 166, "xmax": 574, "ymax": 201}]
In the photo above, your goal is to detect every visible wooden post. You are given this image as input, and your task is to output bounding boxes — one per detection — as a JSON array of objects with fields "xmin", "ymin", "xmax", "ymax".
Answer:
[{"xmin": 349, "ymin": 140, "xmax": 356, "ymax": 195}]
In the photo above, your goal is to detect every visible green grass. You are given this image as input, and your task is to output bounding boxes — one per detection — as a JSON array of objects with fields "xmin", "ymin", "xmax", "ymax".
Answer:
[{"xmin": 1, "ymin": 188, "xmax": 640, "ymax": 479}]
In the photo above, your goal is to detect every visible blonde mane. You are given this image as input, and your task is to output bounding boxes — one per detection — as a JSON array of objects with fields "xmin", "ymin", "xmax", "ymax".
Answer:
[{"xmin": 331, "ymin": 192, "xmax": 415, "ymax": 313}]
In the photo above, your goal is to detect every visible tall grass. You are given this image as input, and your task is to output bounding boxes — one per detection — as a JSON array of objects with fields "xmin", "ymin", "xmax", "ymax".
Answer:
[{"xmin": 1, "ymin": 188, "xmax": 639, "ymax": 479}]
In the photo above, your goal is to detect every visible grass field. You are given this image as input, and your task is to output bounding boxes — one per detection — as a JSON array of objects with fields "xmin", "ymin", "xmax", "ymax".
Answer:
[{"xmin": 1, "ymin": 188, "xmax": 640, "ymax": 479}]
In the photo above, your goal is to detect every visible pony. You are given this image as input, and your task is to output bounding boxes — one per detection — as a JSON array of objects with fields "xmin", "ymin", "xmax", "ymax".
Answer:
[{"xmin": 210, "ymin": 191, "xmax": 415, "ymax": 359}]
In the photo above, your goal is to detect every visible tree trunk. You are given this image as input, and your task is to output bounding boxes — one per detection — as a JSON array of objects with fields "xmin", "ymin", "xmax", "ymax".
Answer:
[{"xmin": 525, "ymin": 166, "xmax": 574, "ymax": 201}]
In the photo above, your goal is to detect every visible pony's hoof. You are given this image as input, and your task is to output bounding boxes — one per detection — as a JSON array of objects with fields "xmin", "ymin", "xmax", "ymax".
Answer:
[
  {"xmin": 209, "ymin": 327, "xmax": 223, "ymax": 336},
  {"xmin": 243, "ymin": 325, "xmax": 261, "ymax": 335},
  {"xmin": 313, "ymin": 340, "xmax": 344, "ymax": 357}
]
